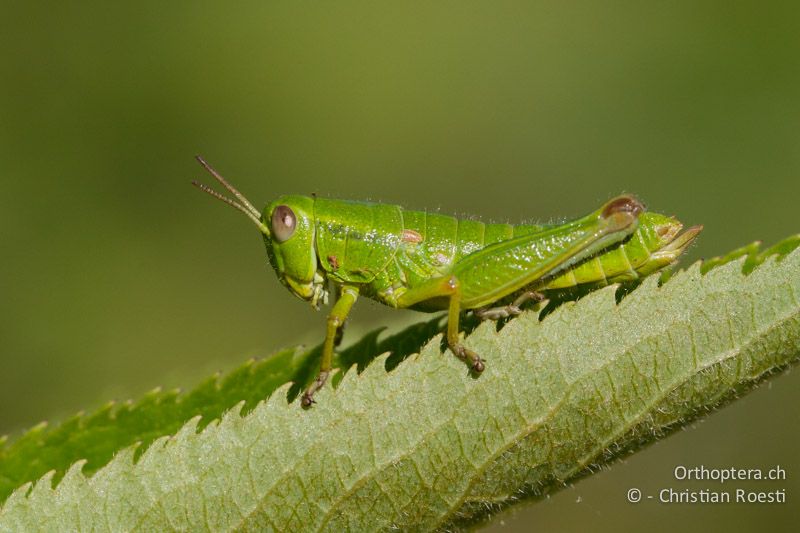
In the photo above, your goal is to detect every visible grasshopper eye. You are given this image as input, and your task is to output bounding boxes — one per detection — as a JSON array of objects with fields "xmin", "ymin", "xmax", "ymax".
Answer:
[{"xmin": 272, "ymin": 205, "xmax": 297, "ymax": 242}]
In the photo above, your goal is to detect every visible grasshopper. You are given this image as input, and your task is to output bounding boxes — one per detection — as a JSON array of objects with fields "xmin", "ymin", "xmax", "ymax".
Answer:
[{"xmin": 193, "ymin": 157, "xmax": 701, "ymax": 406}]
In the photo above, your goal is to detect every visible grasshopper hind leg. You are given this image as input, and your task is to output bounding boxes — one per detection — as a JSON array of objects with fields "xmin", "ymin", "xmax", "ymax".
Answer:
[{"xmin": 474, "ymin": 290, "xmax": 545, "ymax": 321}]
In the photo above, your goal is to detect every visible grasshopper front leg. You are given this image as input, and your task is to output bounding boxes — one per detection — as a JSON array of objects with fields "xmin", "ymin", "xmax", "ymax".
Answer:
[{"xmin": 301, "ymin": 285, "xmax": 359, "ymax": 407}]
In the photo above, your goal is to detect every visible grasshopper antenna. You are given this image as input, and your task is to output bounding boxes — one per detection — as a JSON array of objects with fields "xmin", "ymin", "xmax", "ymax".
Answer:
[{"xmin": 192, "ymin": 155, "xmax": 269, "ymax": 234}]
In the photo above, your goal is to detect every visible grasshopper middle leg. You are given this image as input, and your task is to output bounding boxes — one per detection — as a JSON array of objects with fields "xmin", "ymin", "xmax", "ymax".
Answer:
[{"xmin": 396, "ymin": 275, "xmax": 485, "ymax": 372}]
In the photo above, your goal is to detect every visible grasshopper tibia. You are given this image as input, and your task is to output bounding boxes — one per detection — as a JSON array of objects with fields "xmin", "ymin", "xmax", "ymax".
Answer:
[{"xmin": 475, "ymin": 291, "xmax": 545, "ymax": 320}]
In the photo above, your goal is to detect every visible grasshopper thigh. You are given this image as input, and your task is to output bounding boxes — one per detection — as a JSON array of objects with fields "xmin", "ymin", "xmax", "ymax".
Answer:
[{"xmin": 452, "ymin": 195, "xmax": 642, "ymax": 309}]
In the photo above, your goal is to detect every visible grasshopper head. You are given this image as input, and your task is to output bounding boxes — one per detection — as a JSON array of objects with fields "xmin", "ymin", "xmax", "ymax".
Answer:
[
  {"xmin": 261, "ymin": 195, "xmax": 323, "ymax": 305},
  {"xmin": 192, "ymin": 157, "xmax": 325, "ymax": 307}
]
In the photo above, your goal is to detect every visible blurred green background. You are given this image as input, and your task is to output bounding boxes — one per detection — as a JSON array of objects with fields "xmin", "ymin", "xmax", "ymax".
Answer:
[{"xmin": 1, "ymin": 1, "xmax": 798, "ymax": 530}]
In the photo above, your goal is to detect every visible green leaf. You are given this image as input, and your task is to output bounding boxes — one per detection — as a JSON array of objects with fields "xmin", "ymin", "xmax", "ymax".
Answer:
[
  {"xmin": 0, "ymin": 313, "xmax": 446, "ymax": 504},
  {"xmin": 1, "ymin": 236, "xmax": 799, "ymax": 531}
]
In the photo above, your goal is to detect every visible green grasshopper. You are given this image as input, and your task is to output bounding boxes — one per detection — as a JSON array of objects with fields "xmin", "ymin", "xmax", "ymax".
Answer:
[{"xmin": 193, "ymin": 157, "xmax": 701, "ymax": 406}]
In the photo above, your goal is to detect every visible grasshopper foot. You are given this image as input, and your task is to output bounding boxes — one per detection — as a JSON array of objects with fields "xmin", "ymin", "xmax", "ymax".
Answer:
[
  {"xmin": 451, "ymin": 344, "xmax": 485, "ymax": 373},
  {"xmin": 300, "ymin": 394, "xmax": 316, "ymax": 408},
  {"xmin": 301, "ymin": 370, "xmax": 330, "ymax": 408},
  {"xmin": 475, "ymin": 305, "xmax": 521, "ymax": 321}
]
